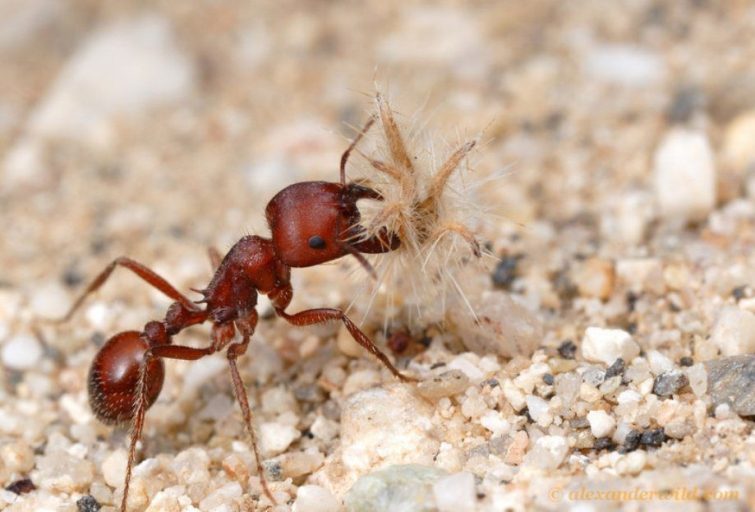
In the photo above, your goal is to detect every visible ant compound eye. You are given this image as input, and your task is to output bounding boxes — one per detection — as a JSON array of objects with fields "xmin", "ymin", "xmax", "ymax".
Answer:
[{"xmin": 308, "ymin": 235, "xmax": 326, "ymax": 249}]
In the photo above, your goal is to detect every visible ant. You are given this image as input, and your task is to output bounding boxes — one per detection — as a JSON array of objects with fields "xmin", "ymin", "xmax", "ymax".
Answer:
[{"xmin": 55, "ymin": 117, "xmax": 414, "ymax": 511}]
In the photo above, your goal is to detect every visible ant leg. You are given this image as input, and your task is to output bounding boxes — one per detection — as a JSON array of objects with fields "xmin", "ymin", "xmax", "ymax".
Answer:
[
  {"xmin": 122, "ymin": 343, "xmax": 215, "ymax": 512},
  {"xmin": 275, "ymin": 307, "xmax": 415, "ymax": 382},
  {"xmin": 340, "ymin": 117, "xmax": 375, "ymax": 185},
  {"xmin": 55, "ymin": 257, "xmax": 198, "ymax": 323},
  {"xmin": 225, "ymin": 313, "xmax": 276, "ymax": 504}
]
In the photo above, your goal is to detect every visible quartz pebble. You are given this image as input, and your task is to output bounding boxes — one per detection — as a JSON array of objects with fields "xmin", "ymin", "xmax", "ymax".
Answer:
[
  {"xmin": 35, "ymin": 451, "xmax": 94, "ymax": 492},
  {"xmin": 417, "ymin": 370, "xmax": 469, "ymax": 399},
  {"xmin": 573, "ymin": 258, "xmax": 615, "ymax": 300},
  {"xmin": 293, "ymin": 485, "xmax": 342, "ymax": 512},
  {"xmin": 449, "ymin": 291, "xmax": 542, "ymax": 358},
  {"xmin": 581, "ymin": 327, "xmax": 640, "ymax": 366},
  {"xmin": 432, "ymin": 472, "xmax": 476, "ymax": 512},
  {"xmin": 710, "ymin": 306, "xmax": 755, "ymax": 357},
  {"xmin": 587, "ymin": 410, "xmax": 616, "ymax": 438},
  {"xmin": 102, "ymin": 449, "xmax": 128, "ymax": 488},
  {"xmin": 652, "ymin": 128, "xmax": 716, "ymax": 222},
  {"xmin": 344, "ymin": 464, "xmax": 446, "ymax": 512},
  {"xmin": 706, "ymin": 355, "xmax": 755, "ymax": 417},
  {"xmin": 2, "ymin": 334, "xmax": 43, "ymax": 370},
  {"xmin": 260, "ymin": 422, "xmax": 300, "ymax": 456},
  {"xmin": 524, "ymin": 435, "xmax": 568, "ymax": 470}
]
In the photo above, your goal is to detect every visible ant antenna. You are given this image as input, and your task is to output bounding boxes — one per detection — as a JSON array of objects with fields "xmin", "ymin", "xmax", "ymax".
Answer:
[{"xmin": 340, "ymin": 117, "xmax": 376, "ymax": 186}]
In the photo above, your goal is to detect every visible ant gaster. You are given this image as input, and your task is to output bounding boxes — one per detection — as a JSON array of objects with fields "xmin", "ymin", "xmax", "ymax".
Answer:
[{"xmin": 57, "ymin": 118, "xmax": 413, "ymax": 511}]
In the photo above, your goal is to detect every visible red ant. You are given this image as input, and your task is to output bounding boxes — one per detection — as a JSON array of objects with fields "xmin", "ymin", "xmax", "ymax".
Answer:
[{"xmin": 56, "ymin": 118, "xmax": 414, "ymax": 511}]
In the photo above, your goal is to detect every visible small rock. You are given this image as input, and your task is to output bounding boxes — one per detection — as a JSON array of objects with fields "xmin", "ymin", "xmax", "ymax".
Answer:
[
  {"xmin": 605, "ymin": 358, "xmax": 625, "ymax": 379},
  {"xmin": 418, "ymin": 370, "xmax": 470, "ymax": 400},
  {"xmin": 639, "ymin": 428, "xmax": 666, "ymax": 448},
  {"xmin": 433, "ymin": 472, "xmax": 476, "ymax": 512},
  {"xmin": 260, "ymin": 422, "xmax": 300, "ymax": 456},
  {"xmin": 35, "ymin": 451, "xmax": 94, "ymax": 492},
  {"xmin": 503, "ymin": 430, "xmax": 529, "ymax": 465},
  {"xmin": 587, "ymin": 410, "xmax": 616, "ymax": 438},
  {"xmin": 275, "ymin": 450, "xmax": 324, "ymax": 479},
  {"xmin": 344, "ymin": 464, "xmax": 446, "ymax": 512},
  {"xmin": 293, "ymin": 485, "xmax": 342, "ymax": 512},
  {"xmin": 621, "ymin": 429, "xmax": 642, "ymax": 453},
  {"xmin": 491, "ymin": 255, "xmax": 520, "ymax": 289},
  {"xmin": 449, "ymin": 291, "xmax": 542, "ymax": 358},
  {"xmin": 310, "ymin": 415, "xmax": 339, "ymax": 443},
  {"xmin": 652, "ymin": 128, "xmax": 716, "ymax": 223},
  {"xmin": 102, "ymin": 449, "xmax": 128, "ymax": 488},
  {"xmin": 653, "ymin": 371, "xmax": 689, "ymax": 397},
  {"xmin": 723, "ymin": 110, "xmax": 755, "ymax": 174},
  {"xmin": 583, "ymin": 44, "xmax": 665, "ymax": 87},
  {"xmin": 5, "ymin": 478, "xmax": 36, "ymax": 495},
  {"xmin": 705, "ymin": 355, "xmax": 755, "ymax": 417},
  {"xmin": 523, "ymin": 435, "xmax": 568, "ymax": 470},
  {"xmin": 557, "ymin": 340, "xmax": 577, "ymax": 359},
  {"xmin": 710, "ymin": 306, "xmax": 755, "ymax": 357},
  {"xmin": 76, "ymin": 495, "xmax": 101, "ymax": 512},
  {"xmin": 525, "ymin": 395, "xmax": 551, "ymax": 426},
  {"xmin": 593, "ymin": 437, "xmax": 615, "ymax": 451},
  {"xmin": 573, "ymin": 257, "xmax": 615, "ymax": 300},
  {"xmin": 27, "ymin": 15, "xmax": 195, "ymax": 141},
  {"xmin": 685, "ymin": 363, "xmax": 708, "ymax": 396},
  {"xmin": 2, "ymin": 334, "xmax": 43, "ymax": 370},
  {"xmin": 198, "ymin": 482, "xmax": 242, "ymax": 511},
  {"xmin": 0, "ymin": 440, "xmax": 34, "ymax": 473},
  {"xmin": 647, "ymin": 350, "xmax": 674, "ymax": 375},
  {"xmin": 581, "ymin": 327, "xmax": 640, "ymax": 366}
]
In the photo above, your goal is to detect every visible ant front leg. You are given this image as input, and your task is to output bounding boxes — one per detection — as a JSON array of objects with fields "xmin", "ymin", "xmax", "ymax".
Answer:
[
  {"xmin": 274, "ymin": 306, "xmax": 416, "ymax": 382},
  {"xmin": 55, "ymin": 257, "xmax": 199, "ymax": 323}
]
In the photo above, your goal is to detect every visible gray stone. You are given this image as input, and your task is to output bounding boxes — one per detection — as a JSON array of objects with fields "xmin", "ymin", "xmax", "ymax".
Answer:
[
  {"xmin": 706, "ymin": 356, "xmax": 755, "ymax": 417},
  {"xmin": 652, "ymin": 370, "xmax": 689, "ymax": 397},
  {"xmin": 344, "ymin": 464, "xmax": 447, "ymax": 512}
]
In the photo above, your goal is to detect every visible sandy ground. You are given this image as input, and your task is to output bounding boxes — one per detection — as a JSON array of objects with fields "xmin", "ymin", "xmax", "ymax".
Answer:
[{"xmin": 2, "ymin": 1, "xmax": 755, "ymax": 511}]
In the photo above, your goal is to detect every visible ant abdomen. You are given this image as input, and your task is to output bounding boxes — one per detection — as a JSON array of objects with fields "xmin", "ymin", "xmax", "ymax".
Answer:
[{"xmin": 88, "ymin": 331, "xmax": 165, "ymax": 425}]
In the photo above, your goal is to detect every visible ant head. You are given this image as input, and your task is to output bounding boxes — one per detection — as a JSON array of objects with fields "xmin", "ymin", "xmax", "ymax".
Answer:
[{"xmin": 266, "ymin": 181, "xmax": 379, "ymax": 268}]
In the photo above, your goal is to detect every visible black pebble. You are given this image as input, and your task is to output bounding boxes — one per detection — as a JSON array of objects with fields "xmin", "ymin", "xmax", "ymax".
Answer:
[
  {"xmin": 679, "ymin": 356, "xmax": 694, "ymax": 367},
  {"xmin": 605, "ymin": 358, "xmax": 625, "ymax": 379},
  {"xmin": 621, "ymin": 429, "xmax": 642, "ymax": 453},
  {"xmin": 640, "ymin": 428, "xmax": 666, "ymax": 448},
  {"xmin": 77, "ymin": 495, "xmax": 102, "ymax": 512},
  {"xmin": 5, "ymin": 478, "xmax": 35, "ymax": 495},
  {"xmin": 558, "ymin": 340, "xmax": 577, "ymax": 359},
  {"xmin": 543, "ymin": 373, "xmax": 555, "ymax": 385},
  {"xmin": 491, "ymin": 255, "xmax": 520, "ymax": 289},
  {"xmin": 594, "ymin": 437, "xmax": 615, "ymax": 451}
]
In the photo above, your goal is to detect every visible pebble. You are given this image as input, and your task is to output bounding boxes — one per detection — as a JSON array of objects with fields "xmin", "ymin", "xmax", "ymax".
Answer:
[
  {"xmin": 639, "ymin": 428, "xmax": 666, "ymax": 448},
  {"xmin": 685, "ymin": 363, "xmax": 708, "ymax": 396},
  {"xmin": 523, "ymin": 435, "xmax": 568, "ymax": 470},
  {"xmin": 432, "ymin": 472, "xmax": 476, "ymax": 512},
  {"xmin": 276, "ymin": 450, "xmax": 324, "ymax": 478},
  {"xmin": 260, "ymin": 422, "xmax": 300, "ymax": 456},
  {"xmin": 525, "ymin": 395, "xmax": 551, "ymax": 426},
  {"xmin": 652, "ymin": 370, "xmax": 689, "ymax": 397},
  {"xmin": 35, "ymin": 451, "xmax": 94, "ymax": 492},
  {"xmin": 27, "ymin": 15, "xmax": 195, "ymax": 141},
  {"xmin": 558, "ymin": 340, "xmax": 577, "ymax": 359},
  {"xmin": 652, "ymin": 128, "xmax": 716, "ymax": 223},
  {"xmin": 722, "ymin": 110, "xmax": 755, "ymax": 173},
  {"xmin": 417, "ymin": 370, "xmax": 470, "ymax": 399},
  {"xmin": 198, "ymin": 481, "xmax": 242, "ymax": 511},
  {"xmin": 581, "ymin": 327, "xmax": 640, "ymax": 366},
  {"xmin": 338, "ymin": 385, "xmax": 438, "ymax": 478},
  {"xmin": 573, "ymin": 257, "xmax": 615, "ymax": 300},
  {"xmin": 503, "ymin": 430, "xmax": 529, "ymax": 465},
  {"xmin": 344, "ymin": 464, "xmax": 447, "ymax": 512},
  {"xmin": 605, "ymin": 358, "xmax": 625, "ymax": 379},
  {"xmin": 705, "ymin": 355, "xmax": 755, "ymax": 417},
  {"xmin": 620, "ymin": 429, "xmax": 641, "ymax": 453},
  {"xmin": 76, "ymin": 495, "xmax": 102, "ymax": 512},
  {"xmin": 587, "ymin": 410, "xmax": 616, "ymax": 438},
  {"xmin": 2, "ymin": 334, "xmax": 43, "ymax": 370},
  {"xmin": 293, "ymin": 485, "xmax": 342, "ymax": 512},
  {"xmin": 102, "ymin": 449, "xmax": 128, "ymax": 488},
  {"xmin": 0, "ymin": 439, "xmax": 34, "ymax": 472},
  {"xmin": 710, "ymin": 306, "xmax": 755, "ymax": 357},
  {"xmin": 449, "ymin": 291, "xmax": 542, "ymax": 358},
  {"xmin": 583, "ymin": 44, "xmax": 665, "ymax": 87}
]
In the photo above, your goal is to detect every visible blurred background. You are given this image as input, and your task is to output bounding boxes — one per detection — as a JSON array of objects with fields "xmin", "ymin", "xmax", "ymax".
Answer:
[{"xmin": 3, "ymin": 0, "xmax": 755, "ymax": 289}]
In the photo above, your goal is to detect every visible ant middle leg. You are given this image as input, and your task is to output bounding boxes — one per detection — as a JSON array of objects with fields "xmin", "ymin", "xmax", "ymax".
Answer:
[
  {"xmin": 55, "ymin": 256, "xmax": 199, "ymax": 323},
  {"xmin": 274, "ymin": 306, "xmax": 415, "ymax": 382}
]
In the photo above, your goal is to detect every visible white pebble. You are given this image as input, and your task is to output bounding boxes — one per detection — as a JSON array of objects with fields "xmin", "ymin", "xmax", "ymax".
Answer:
[
  {"xmin": 587, "ymin": 410, "xmax": 616, "ymax": 438},
  {"xmin": 2, "ymin": 334, "xmax": 43, "ymax": 370},
  {"xmin": 102, "ymin": 449, "xmax": 128, "ymax": 488},
  {"xmin": 584, "ymin": 44, "xmax": 665, "ymax": 87},
  {"xmin": 479, "ymin": 411, "xmax": 510, "ymax": 436},
  {"xmin": 710, "ymin": 306, "xmax": 755, "ymax": 357},
  {"xmin": 525, "ymin": 395, "xmax": 551, "ymax": 426},
  {"xmin": 447, "ymin": 353, "xmax": 486, "ymax": 383},
  {"xmin": 524, "ymin": 435, "xmax": 568, "ymax": 470},
  {"xmin": 653, "ymin": 128, "xmax": 716, "ymax": 222},
  {"xmin": 433, "ymin": 472, "xmax": 476, "ymax": 512},
  {"xmin": 582, "ymin": 327, "xmax": 640, "ymax": 366},
  {"xmin": 260, "ymin": 422, "xmax": 299, "ymax": 456},
  {"xmin": 29, "ymin": 282, "xmax": 71, "ymax": 319},
  {"xmin": 293, "ymin": 485, "xmax": 341, "ymax": 512},
  {"xmin": 685, "ymin": 363, "xmax": 708, "ymax": 396},
  {"xmin": 647, "ymin": 350, "xmax": 674, "ymax": 375}
]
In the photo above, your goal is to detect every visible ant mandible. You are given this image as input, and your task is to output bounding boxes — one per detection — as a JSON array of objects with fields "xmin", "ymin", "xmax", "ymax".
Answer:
[{"xmin": 56, "ymin": 117, "xmax": 414, "ymax": 511}]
